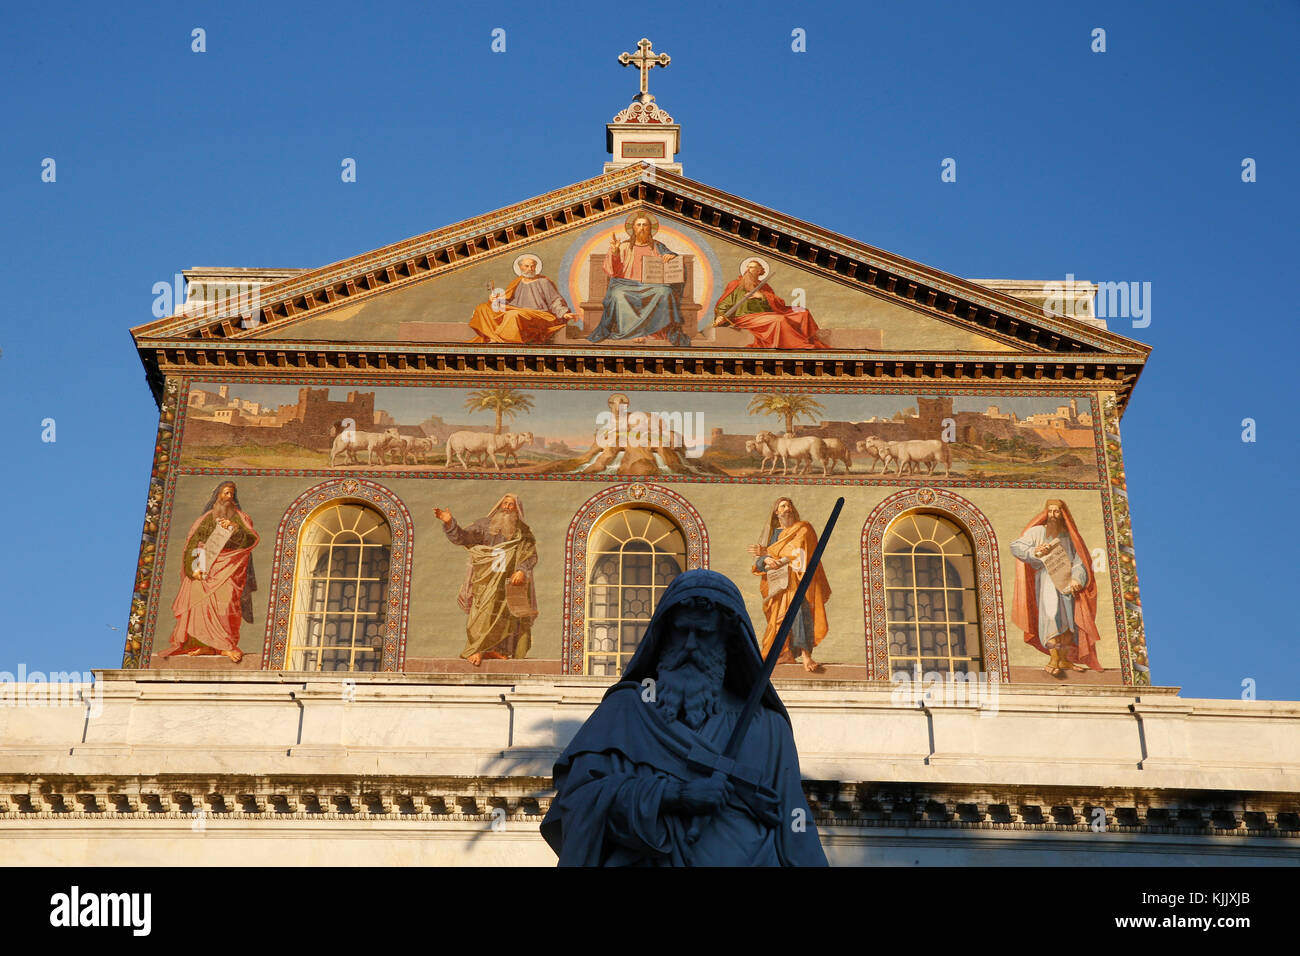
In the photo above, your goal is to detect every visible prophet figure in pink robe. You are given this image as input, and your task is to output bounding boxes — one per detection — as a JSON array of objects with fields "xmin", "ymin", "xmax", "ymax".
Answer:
[{"xmin": 165, "ymin": 481, "xmax": 258, "ymax": 663}]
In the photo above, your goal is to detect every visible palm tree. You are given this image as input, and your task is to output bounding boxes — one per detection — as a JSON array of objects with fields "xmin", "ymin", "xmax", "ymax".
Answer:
[
  {"xmin": 747, "ymin": 392, "xmax": 826, "ymax": 436},
  {"xmin": 464, "ymin": 388, "xmax": 535, "ymax": 435}
]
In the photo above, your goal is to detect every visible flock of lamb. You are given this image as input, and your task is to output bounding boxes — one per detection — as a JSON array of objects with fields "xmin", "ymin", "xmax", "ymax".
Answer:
[
  {"xmin": 326, "ymin": 419, "xmax": 951, "ymax": 476},
  {"xmin": 744, "ymin": 431, "xmax": 952, "ymax": 477},
  {"xmin": 327, "ymin": 421, "xmax": 534, "ymax": 470}
]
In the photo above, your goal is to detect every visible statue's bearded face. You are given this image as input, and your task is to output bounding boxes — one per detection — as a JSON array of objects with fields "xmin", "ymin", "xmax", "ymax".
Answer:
[
  {"xmin": 656, "ymin": 603, "xmax": 727, "ymax": 730},
  {"xmin": 632, "ymin": 217, "xmax": 653, "ymax": 244},
  {"xmin": 520, "ymin": 258, "xmax": 537, "ymax": 277},
  {"xmin": 742, "ymin": 262, "xmax": 764, "ymax": 290}
]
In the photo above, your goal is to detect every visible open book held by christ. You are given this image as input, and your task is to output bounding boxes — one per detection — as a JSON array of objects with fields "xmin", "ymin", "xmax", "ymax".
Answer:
[{"xmin": 640, "ymin": 254, "xmax": 684, "ymax": 284}]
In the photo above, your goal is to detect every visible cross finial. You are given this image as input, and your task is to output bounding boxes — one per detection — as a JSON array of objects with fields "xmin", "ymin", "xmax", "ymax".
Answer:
[{"xmin": 618, "ymin": 38, "xmax": 670, "ymax": 104}]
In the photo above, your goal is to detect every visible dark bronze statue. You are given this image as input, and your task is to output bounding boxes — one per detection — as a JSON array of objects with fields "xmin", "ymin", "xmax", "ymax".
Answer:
[{"xmin": 541, "ymin": 568, "xmax": 828, "ymax": 866}]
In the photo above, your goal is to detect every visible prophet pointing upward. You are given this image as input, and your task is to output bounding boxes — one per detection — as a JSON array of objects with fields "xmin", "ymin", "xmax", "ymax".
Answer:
[{"xmin": 434, "ymin": 494, "xmax": 539, "ymax": 666}]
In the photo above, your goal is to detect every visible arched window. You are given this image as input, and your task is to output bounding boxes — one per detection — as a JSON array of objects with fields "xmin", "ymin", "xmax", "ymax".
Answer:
[
  {"xmin": 861, "ymin": 488, "xmax": 1010, "ymax": 681},
  {"xmin": 286, "ymin": 501, "xmax": 392, "ymax": 672},
  {"xmin": 883, "ymin": 512, "xmax": 980, "ymax": 680},
  {"xmin": 585, "ymin": 506, "xmax": 686, "ymax": 676},
  {"xmin": 261, "ymin": 478, "xmax": 413, "ymax": 672},
  {"xmin": 563, "ymin": 483, "xmax": 708, "ymax": 675}
]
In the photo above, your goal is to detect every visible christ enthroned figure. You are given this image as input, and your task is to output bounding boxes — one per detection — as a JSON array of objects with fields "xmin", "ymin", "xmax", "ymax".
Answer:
[{"xmin": 588, "ymin": 212, "xmax": 691, "ymax": 346}]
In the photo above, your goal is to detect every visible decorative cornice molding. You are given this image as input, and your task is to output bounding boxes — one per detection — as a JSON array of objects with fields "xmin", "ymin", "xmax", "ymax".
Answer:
[
  {"xmin": 5, "ymin": 775, "xmax": 1295, "ymax": 839},
  {"xmin": 139, "ymin": 348, "xmax": 1144, "ymax": 418}
]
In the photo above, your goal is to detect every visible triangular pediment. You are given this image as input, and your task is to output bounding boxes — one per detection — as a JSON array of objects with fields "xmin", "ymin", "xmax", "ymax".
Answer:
[
  {"xmin": 132, "ymin": 165, "xmax": 1149, "ymax": 409},
  {"xmin": 133, "ymin": 166, "xmax": 1142, "ymax": 353},
  {"xmin": 238, "ymin": 210, "xmax": 1026, "ymax": 353}
]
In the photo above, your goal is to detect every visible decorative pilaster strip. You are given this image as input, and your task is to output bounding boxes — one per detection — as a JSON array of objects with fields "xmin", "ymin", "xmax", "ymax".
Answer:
[
  {"xmin": 1102, "ymin": 393, "xmax": 1149, "ymax": 685},
  {"xmin": 122, "ymin": 377, "xmax": 181, "ymax": 667}
]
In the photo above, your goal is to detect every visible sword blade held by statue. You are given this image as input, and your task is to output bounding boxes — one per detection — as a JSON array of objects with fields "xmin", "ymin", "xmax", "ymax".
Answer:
[{"xmin": 684, "ymin": 495, "xmax": 844, "ymax": 843}]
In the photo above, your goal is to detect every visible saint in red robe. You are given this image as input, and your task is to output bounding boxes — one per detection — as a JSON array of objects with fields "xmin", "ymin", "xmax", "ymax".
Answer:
[
  {"xmin": 166, "ymin": 502, "xmax": 258, "ymax": 660},
  {"xmin": 714, "ymin": 279, "xmax": 828, "ymax": 350}
]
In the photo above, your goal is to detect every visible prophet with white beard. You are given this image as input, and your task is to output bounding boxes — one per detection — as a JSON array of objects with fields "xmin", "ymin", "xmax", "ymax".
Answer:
[{"xmin": 434, "ymin": 494, "xmax": 538, "ymax": 665}]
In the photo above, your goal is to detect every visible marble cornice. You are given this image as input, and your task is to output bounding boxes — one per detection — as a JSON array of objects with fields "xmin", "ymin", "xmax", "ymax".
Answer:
[{"xmin": 3, "ymin": 774, "xmax": 1295, "ymax": 841}]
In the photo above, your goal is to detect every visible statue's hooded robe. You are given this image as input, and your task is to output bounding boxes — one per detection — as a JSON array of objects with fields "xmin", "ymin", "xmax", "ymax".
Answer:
[{"xmin": 541, "ymin": 569, "xmax": 827, "ymax": 866}]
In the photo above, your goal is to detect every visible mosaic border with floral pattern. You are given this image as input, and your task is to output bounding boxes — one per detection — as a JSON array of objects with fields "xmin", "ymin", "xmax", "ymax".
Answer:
[
  {"xmin": 1101, "ymin": 394, "xmax": 1146, "ymax": 684},
  {"xmin": 125, "ymin": 377, "xmax": 181, "ymax": 667}
]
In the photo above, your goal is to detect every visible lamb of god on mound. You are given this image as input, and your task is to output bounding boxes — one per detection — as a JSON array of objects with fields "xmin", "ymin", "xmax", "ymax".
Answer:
[{"xmin": 468, "ymin": 254, "xmax": 578, "ymax": 344}]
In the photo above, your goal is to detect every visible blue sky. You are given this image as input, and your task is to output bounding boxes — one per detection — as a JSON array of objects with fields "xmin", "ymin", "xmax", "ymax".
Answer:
[{"xmin": 1, "ymin": 1, "xmax": 1296, "ymax": 699}]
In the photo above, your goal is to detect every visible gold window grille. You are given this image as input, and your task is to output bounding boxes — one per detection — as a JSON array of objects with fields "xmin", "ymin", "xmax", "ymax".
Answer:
[
  {"xmin": 883, "ymin": 512, "xmax": 982, "ymax": 679},
  {"xmin": 585, "ymin": 506, "xmax": 686, "ymax": 676},
  {"xmin": 286, "ymin": 501, "xmax": 392, "ymax": 672}
]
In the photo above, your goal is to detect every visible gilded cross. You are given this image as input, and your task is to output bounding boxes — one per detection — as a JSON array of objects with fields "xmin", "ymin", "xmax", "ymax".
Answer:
[{"xmin": 618, "ymin": 38, "xmax": 670, "ymax": 101}]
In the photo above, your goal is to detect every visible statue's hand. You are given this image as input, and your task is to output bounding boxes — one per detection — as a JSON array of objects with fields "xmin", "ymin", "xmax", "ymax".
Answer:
[
  {"xmin": 671, "ymin": 776, "xmax": 733, "ymax": 816},
  {"xmin": 509, "ymin": 570, "xmax": 526, "ymax": 586}
]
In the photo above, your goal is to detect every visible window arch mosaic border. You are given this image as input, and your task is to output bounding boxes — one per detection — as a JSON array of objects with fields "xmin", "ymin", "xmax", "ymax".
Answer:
[
  {"xmin": 260, "ymin": 478, "xmax": 413, "ymax": 671},
  {"xmin": 861, "ymin": 487, "xmax": 1009, "ymax": 682},
  {"xmin": 561, "ymin": 483, "xmax": 708, "ymax": 675}
]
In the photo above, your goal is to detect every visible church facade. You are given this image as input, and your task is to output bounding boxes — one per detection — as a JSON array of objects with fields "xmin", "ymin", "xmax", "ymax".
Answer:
[{"xmin": 3, "ymin": 43, "xmax": 1296, "ymax": 865}]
